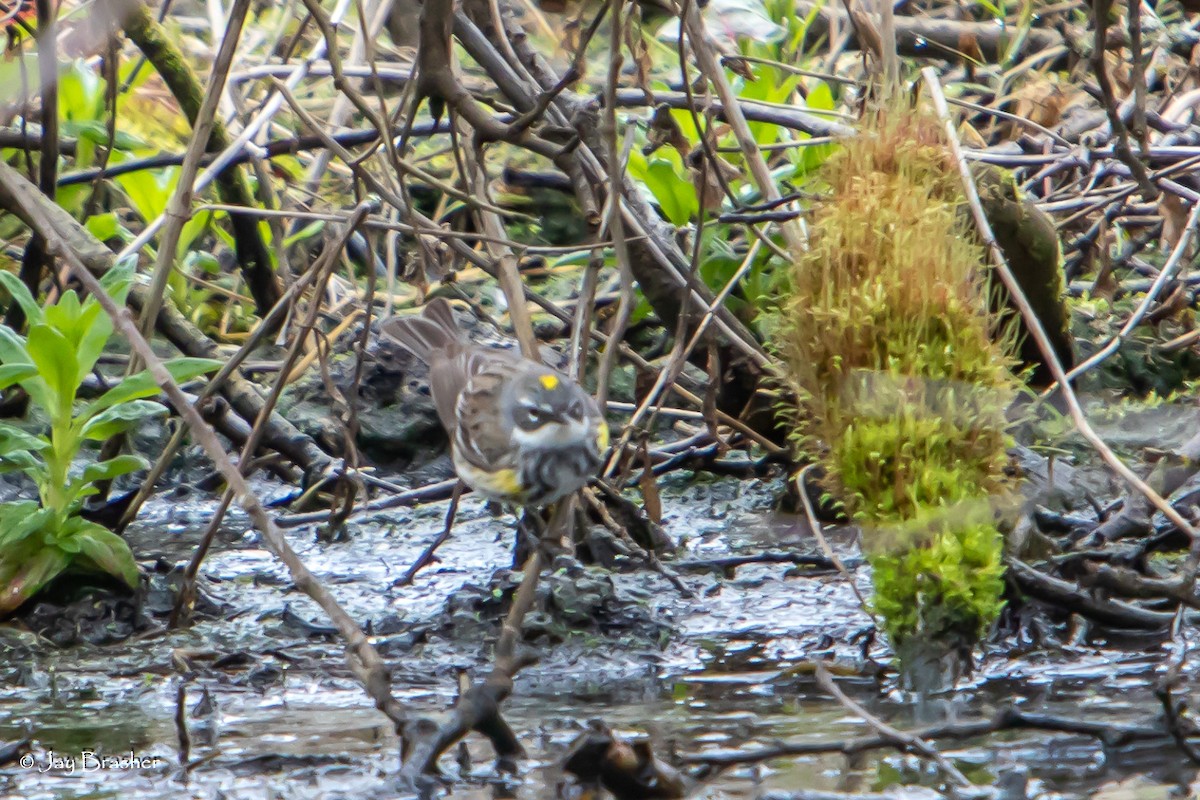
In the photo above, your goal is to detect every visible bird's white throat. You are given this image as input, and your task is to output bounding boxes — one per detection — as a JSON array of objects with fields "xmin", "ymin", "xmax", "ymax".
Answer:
[{"xmin": 512, "ymin": 417, "xmax": 593, "ymax": 450}]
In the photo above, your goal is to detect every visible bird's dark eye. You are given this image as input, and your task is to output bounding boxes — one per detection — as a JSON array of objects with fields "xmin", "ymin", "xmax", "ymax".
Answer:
[{"xmin": 518, "ymin": 405, "xmax": 542, "ymax": 427}]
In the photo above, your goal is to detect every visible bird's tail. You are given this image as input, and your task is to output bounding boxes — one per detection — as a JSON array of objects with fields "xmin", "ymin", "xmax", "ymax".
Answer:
[{"xmin": 380, "ymin": 298, "xmax": 464, "ymax": 364}]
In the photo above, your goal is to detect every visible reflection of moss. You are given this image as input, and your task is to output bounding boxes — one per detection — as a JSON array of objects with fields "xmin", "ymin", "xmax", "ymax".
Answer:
[{"xmin": 773, "ymin": 111, "xmax": 1018, "ymax": 682}]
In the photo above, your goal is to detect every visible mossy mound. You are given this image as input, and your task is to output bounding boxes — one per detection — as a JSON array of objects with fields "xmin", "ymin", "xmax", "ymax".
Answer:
[
  {"xmin": 774, "ymin": 111, "xmax": 1022, "ymax": 685},
  {"xmin": 975, "ymin": 166, "xmax": 1075, "ymax": 387}
]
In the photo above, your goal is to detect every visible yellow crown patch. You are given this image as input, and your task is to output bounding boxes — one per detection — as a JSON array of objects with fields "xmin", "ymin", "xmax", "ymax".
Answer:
[{"xmin": 539, "ymin": 374, "xmax": 559, "ymax": 390}]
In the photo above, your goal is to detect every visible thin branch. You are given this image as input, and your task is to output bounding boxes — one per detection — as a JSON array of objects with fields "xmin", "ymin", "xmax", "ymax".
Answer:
[
  {"xmin": 922, "ymin": 67, "xmax": 1200, "ymax": 546},
  {"xmin": 814, "ymin": 663, "xmax": 972, "ymax": 789},
  {"xmin": 0, "ymin": 158, "xmax": 408, "ymax": 737}
]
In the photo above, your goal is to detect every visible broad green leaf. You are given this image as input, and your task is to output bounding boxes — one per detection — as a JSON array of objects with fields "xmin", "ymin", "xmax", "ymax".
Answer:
[
  {"xmin": 59, "ymin": 59, "xmax": 104, "ymax": 123},
  {"xmin": 84, "ymin": 212, "xmax": 126, "ymax": 243},
  {"xmin": 69, "ymin": 523, "xmax": 139, "ymax": 588},
  {"xmin": 629, "ymin": 150, "xmax": 698, "ymax": 227},
  {"xmin": 0, "ymin": 544, "xmax": 71, "ymax": 615},
  {"xmin": 183, "ymin": 250, "xmax": 221, "ymax": 276},
  {"xmin": 84, "ymin": 357, "xmax": 221, "ymax": 418},
  {"xmin": 55, "ymin": 532, "xmax": 82, "ymax": 553},
  {"xmin": 0, "ymin": 363, "xmax": 36, "ymax": 391},
  {"xmin": 0, "ymin": 449, "xmax": 44, "ymax": 480},
  {"xmin": 44, "ymin": 290, "xmax": 84, "ymax": 344},
  {"xmin": 0, "ymin": 325, "xmax": 30, "ymax": 365},
  {"xmin": 0, "ymin": 271, "xmax": 44, "ymax": 326},
  {"xmin": 79, "ymin": 399, "xmax": 166, "ymax": 441},
  {"xmin": 62, "ymin": 120, "xmax": 148, "ymax": 151},
  {"xmin": 0, "ymin": 501, "xmax": 49, "ymax": 549},
  {"xmin": 0, "ymin": 422, "xmax": 49, "ymax": 452},
  {"xmin": 79, "ymin": 454, "xmax": 147, "ymax": 486},
  {"xmin": 283, "ymin": 219, "xmax": 325, "ymax": 248},
  {"xmin": 212, "ymin": 224, "xmax": 235, "ymax": 250},
  {"xmin": 26, "ymin": 323, "xmax": 80, "ymax": 402},
  {"xmin": 73, "ymin": 298, "xmax": 110, "ymax": 377},
  {"xmin": 177, "ymin": 210, "xmax": 213, "ymax": 258},
  {"xmin": 98, "ymin": 262, "xmax": 136, "ymax": 306},
  {"xmin": 806, "ymin": 81, "xmax": 835, "ymax": 112},
  {"xmin": 114, "ymin": 165, "xmax": 178, "ymax": 224}
]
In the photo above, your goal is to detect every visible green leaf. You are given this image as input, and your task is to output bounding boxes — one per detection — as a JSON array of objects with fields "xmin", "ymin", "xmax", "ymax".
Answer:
[
  {"xmin": 0, "ymin": 449, "xmax": 44, "ymax": 480},
  {"xmin": 0, "ymin": 271, "xmax": 44, "ymax": 326},
  {"xmin": 183, "ymin": 250, "xmax": 221, "ymax": 276},
  {"xmin": 44, "ymin": 290, "xmax": 84, "ymax": 344},
  {"xmin": 806, "ymin": 81, "xmax": 834, "ymax": 112},
  {"xmin": 628, "ymin": 149, "xmax": 699, "ymax": 227},
  {"xmin": 0, "ymin": 325, "xmax": 30, "ymax": 365},
  {"xmin": 113, "ymin": 163, "xmax": 178, "ymax": 223},
  {"xmin": 0, "ymin": 501, "xmax": 49, "ymax": 549},
  {"xmin": 84, "ymin": 358, "xmax": 220, "ymax": 418},
  {"xmin": 62, "ymin": 120, "xmax": 148, "ymax": 151},
  {"xmin": 84, "ymin": 212, "xmax": 127, "ymax": 243},
  {"xmin": 58, "ymin": 60, "xmax": 105, "ymax": 124},
  {"xmin": 0, "ymin": 422, "xmax": 49, "ymax": 453},
  {"xmin": 177, "ymin": 210, "xmax": 213, "ymax": 258},
  {"xmin": 73, "ymin": 299, "xmax": 110, "ymax": 377},
  {"xmin": 283, "ymin": 219, "xmax": 325, "ymax": 248},
  {"xmin": 67, "ymin": 523, "xmax": 139, "ymax": 589},
  {"xmin": 0, "ymin": 363, "xmax": 36, "ymax": 391},
  {"xmin": 79, "ymin": 399, "xmax": 166, "ymax": 441},
  {"xmin": 26, "ymin": 323, "xmax": 80, "ymax": 402},
  {"xmin": 0, "ymin": 543, "xmax": 71, "ymax": 615},
  {"xmin": 98, "ymin": 262, "xmax": 136, "ymax": 306},
  {"xmin": 79, "ymin": 454, "xmax": 147, "ymax": 486}
]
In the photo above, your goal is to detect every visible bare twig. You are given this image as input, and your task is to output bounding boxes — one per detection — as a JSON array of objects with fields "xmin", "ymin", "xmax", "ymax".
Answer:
[
  {"xmin": 684, "ymin": 704, "xmax": 1167, "ymax": 767},
  {"xmin": 1091, "ymin": 0, "xmax": 1157, "ymax": 200},
  {"xmin": 138, "ymin": 0, "xmax": 253, "ymax": 340},
  {"xmin": 796, "ymin": 467, "xmax": 876, "ymax": 626},
  {"xmin": 678, "ymin": 0, "xmax": 807, "ymax": 256},
  {"xmin": 0, "ymin": 158, "xmax": 408, "ymax": 735},
  {"xmin": 814, "ymin": 663, "xmax": 972, "ymax": 788},
  {"xmin": 922, "ymin": 67, "xmax": 1200, "ymax": 546},
  {"xmin": 392, "ymin": 480, "xmax": 465, "ymax": 587},
  {"xmin": 170, "ymin": 203, "xmax": 373, "ymax": 627}
]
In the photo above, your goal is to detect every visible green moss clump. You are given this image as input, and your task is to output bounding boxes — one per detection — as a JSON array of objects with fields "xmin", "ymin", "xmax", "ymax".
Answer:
[
  {"xmin": 868, "ymin": 503, "xmax": 1007, "ymax": 653},
  {"xmin": 774, "ymin": 112, "xmax": 1022, "ymax": 682},
  {"xmin": 975, "ymin": 166, "xmax": 1075, "ymax": 387}
]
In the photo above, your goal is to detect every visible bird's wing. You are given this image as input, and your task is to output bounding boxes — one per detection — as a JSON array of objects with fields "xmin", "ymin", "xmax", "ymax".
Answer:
[{"xmin": 451, "ymin": 354, "xmax": 523, "ymax": 469}]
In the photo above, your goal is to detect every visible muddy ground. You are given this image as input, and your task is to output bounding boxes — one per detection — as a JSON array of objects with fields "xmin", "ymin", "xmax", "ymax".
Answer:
[{"xmin": 0, "ymin": 470, "xmax": 1197, "ymax": 799}]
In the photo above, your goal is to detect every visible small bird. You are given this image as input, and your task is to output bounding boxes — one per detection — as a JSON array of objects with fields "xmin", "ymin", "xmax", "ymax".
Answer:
[{"xmin": 380, "ymin": 299, "xmax": 609, "ymax": 507}]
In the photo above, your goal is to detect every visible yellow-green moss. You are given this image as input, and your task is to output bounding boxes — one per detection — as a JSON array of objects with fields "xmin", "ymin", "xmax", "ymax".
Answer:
[
  {"xmin": 774, "ymin": 111, "xmax": 1021, "ymax": 671},
  {"xmin": 867, "ymin": 502, "xmax": 1007, "ymax": 649}
]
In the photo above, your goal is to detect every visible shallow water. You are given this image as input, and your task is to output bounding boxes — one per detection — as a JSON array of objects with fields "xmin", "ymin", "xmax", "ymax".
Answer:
[{"xmin": 1, "ymin": 474, "xmax": 1197, "ymax": 799}]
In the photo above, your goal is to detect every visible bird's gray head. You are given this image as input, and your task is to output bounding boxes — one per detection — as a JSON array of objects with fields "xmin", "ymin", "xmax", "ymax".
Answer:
[{"xmin": 511, "ymin": 370, "xmax": 591, "ymax": 433}]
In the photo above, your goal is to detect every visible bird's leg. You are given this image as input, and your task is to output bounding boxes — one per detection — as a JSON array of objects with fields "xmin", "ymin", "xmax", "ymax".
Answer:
[
  {"xmin": 511, "ymin": 497, "xmax": 578, "ymax": 567},
  {"xmin": 511, "ymin": 507, "xmax": 542, "ymax": 569},
  {"xmin": 553, "ymin": 497, "xmax": 579, "ymax": 556},
  {"xmin": 537, "ymin": 498, "xmax": 576, "ymax": 562}
]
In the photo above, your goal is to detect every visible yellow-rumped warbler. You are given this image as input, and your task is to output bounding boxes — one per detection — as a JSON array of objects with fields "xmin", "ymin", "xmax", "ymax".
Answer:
[{"xmin": 381, "ymin": 299, "xmax": 609, "ymax": 506}]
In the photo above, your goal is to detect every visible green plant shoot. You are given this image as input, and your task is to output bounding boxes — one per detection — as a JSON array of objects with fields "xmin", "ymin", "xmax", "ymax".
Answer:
[{"xmin": 0, "ymin": 266, "xmax": 220, "ymax": 616}]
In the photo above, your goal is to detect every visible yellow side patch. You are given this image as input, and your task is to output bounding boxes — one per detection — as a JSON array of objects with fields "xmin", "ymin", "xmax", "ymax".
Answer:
[
  {"xmin": 485, "ymin": 467, "xmax": 524, "ymax": 497},
  {"xmin": 539, "ymin": 373, "xmax": 559, "ymax": 390},
  {"xmin": 595, "ymin": 421, "xmax": 610, "ymax": 452},
  {"xmin": 456, "ymin": 457, "xmax": 525, "ymax": 500}
]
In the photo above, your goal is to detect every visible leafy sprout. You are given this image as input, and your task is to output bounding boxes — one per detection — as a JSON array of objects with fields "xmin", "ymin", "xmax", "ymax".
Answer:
[{"xmin": 0, "ymin": 265, "xmax": 220, "ymax": 616}]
